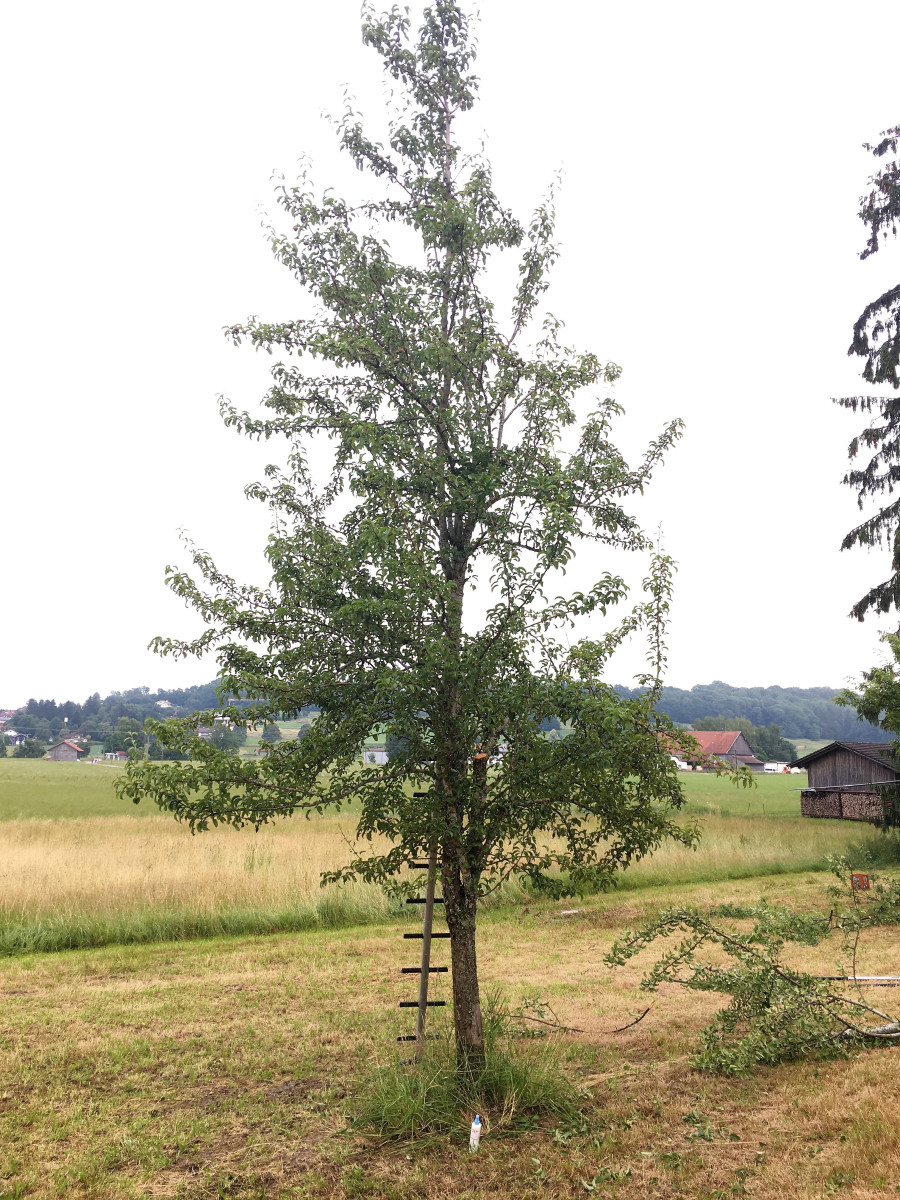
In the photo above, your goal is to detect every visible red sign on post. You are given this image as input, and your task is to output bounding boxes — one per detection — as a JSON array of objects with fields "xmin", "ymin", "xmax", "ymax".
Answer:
[{"xmin": 851, "ymin": 872, "xmax": 870, "ymax": 891}]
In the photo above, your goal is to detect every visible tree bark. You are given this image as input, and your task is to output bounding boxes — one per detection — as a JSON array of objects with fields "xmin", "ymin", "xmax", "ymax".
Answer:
[{"xmin": 442, "ymin": 854, "xmax": 485, "ymax": 1071}]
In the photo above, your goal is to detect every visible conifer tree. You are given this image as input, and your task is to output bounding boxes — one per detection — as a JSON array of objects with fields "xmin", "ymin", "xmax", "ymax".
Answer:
[{"xmin": 837, "ymin": 127, "xmax": 900, "ymax": 620}]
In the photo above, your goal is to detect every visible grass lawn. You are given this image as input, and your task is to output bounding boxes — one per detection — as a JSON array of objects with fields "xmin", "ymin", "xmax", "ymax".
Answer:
[
  {"xmin": 2, "ymin": 872, "xmax": 900, "ymax": 1198},
  {"xmin": 678, "ymin": 770, "xmax": 804, "ymax": 816},
  {"xmin": 0, "ymin": 759, "xmax": 161, "ymax": 822},
  {"xmin": 0, "ymin": 760, "xmax": 810, "ymax": 824},
  {"xmin": 0, "ymin": 765, "xmax": 898, "ymax": 1195}
]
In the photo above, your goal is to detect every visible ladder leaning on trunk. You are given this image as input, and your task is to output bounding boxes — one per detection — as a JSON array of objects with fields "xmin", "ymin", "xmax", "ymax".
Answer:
[{"xmin": 397, "ymin": 792, "xmax": 448, "ymax": 1058}]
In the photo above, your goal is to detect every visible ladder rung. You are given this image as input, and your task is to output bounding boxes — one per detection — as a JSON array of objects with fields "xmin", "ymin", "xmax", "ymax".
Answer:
[
  {"xmin": 399, "ymin": 1001, "xmax": 446, "ymax": 1008},
  {"xmin": 406, "ymin": 897, "xmax": 444, "ymax": 904},
  {"xmin": 396, "ymin": 1035, "xmax": 418, "ymax": 1042},
  {"xmin": 401, "ymin": 966, "xmax": 448, "ymax": 973},
  {"xmin": 404, "ymin": 932, "xmax": 451, "ymax": 939}
]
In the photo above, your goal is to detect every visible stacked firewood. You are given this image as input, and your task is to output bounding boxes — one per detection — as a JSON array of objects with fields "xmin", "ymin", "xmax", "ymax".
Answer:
[
  {"xmin": 839, "ymin": 791, "xmax": 887, "ymax": 821},
  {"xmin": 800, "ymin": 790, "xmax": 887, "ymax": 821},
  {"xmin": 800, "ymin": 791, "xmax": 842, "ymax": 819}
]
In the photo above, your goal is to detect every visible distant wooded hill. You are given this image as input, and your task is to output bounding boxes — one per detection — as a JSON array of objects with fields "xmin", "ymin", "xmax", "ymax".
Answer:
[
  {"xmin": 614, "ymin": 682, "xmax": 891, "ymax": 743},
  {"xmin": 4, "ymin": 682, "xmax": 319, "ymax": 746},
  {"xmin": 5, "ymin": 682, "xmax": 226, "ymax": 745},
  {"xmin": 4, "ymin": 679, "xmax": 889, "ymax": 746}
]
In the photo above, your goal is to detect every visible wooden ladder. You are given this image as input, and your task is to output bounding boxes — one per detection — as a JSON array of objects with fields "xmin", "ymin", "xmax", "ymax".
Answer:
[{"xmin": 397, "ymin": 794, "xmax": 448, "ymax": 1057}]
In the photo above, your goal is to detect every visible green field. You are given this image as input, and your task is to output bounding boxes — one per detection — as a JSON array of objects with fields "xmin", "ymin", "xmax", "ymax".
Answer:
[
  {"xmin": 0, "ymin": 759, "xmax": 807, "ymax": 823},
  {"xmin": 789, "ymin": 736, "xmax": 832, "ymax": 758},
  {"xmin": 677, "ymin": 769, "xmax": 804, "ymax": 816},
  {"xmin": 0, "ymin": 759, "xmax": 162, "ymax": 821}
]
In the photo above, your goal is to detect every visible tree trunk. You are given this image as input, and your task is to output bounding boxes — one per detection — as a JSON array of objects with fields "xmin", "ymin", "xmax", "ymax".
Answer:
[{"xmin": 442, "ymin": 856, "xmax": 485, "ymax": 1071}]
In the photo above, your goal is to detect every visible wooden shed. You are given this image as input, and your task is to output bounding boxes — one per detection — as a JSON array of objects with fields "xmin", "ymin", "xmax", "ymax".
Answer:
[
  {"xmin": 47, "ymin": 740, "xmax": 86, "ymax": 763},
  {"xmin": 791, "ymin": 741, "xmax": 899, "ymax": 821}
]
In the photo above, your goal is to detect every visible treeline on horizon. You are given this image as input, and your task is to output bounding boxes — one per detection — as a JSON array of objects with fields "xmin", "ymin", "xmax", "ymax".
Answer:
[
  {"xmin": 4, "ymin": 683, "xmax": 226, "ymax": 745},
  {"xmin": 3, "ymin": 678, "xmax": 890, "ymax": 746},
  {"xmin": 3, "ymin": 683, "xmax": 323, "ymax": 751},
  {"xmin": 615, "ymin": 681, "xmax": 890, "ymax": 743}
]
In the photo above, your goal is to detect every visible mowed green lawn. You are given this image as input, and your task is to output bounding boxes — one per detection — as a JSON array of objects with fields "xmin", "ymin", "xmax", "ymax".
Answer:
[
  {"xmin": 3, "ymin": 874, "xmax": 900, "ymax": 1199},
  {"xmin": 0, "ymin": 759, "xmax": 162, "ymax": 821},
  {"xmin": 678, "ymin": 769, "xmax": 805, "ymax": 816},
  {"xmin": 0, "ymin": 758, "xmax": 806, "ymax": 822}
]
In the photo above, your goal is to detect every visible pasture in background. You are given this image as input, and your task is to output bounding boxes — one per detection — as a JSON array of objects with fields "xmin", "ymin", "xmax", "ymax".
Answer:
[
  {"xmin": 0, "ymin": 757, "xmax": 807, "ymax": 823},
  {"xmin": 0, "ymin": 760, "xmax": 878, "ymax": 955},
  {"xmin": 0, "ymin": 759, "xmax": 163, "ymax": 821}
]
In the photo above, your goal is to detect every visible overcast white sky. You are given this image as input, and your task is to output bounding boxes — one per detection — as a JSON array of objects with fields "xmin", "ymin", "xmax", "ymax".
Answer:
[{"xmin": 3, "ymin": 0, "xmax": 899, "ymax": 708}]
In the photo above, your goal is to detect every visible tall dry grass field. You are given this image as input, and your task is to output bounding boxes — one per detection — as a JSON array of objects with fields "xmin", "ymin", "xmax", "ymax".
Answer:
[
  {"xmin": 0, "ymin": 814, "xmax": 402, "ymax": 952},
  {"xmin": 0, "ymin": 803, "xmax": 868, "ymax": 953},
  {"xmin": 0, "ymin": 759, "xmax": 871, "ymax": 952}
]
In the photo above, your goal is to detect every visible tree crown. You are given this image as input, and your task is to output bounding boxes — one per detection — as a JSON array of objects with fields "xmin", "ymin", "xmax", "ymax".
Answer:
[{"xmin": 118, "ymin": 1, "xmax": 702, "ymax": 900}]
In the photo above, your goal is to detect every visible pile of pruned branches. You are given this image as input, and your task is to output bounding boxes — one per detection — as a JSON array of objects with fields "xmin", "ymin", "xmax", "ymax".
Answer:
[{"xmin": 605, "ymin": 858, "xmax": 900, "ymax": 1075}]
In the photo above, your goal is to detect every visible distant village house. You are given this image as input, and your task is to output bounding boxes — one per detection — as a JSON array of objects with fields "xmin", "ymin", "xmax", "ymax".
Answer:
[{"xmin": 792, "ymin": 741, "xmax": 899, "ymax": 822}]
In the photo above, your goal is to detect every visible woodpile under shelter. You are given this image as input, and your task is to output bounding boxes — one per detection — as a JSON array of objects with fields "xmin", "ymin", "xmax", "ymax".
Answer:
[{"xmin": 791, "ymin": 741, "xmax": 899, "ymax": 821}]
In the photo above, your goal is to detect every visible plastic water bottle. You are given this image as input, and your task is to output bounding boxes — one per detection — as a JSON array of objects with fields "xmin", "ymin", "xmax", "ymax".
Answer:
[{"xmin": 469, "ymin": 1114, "xmax": 481, "ymax": 1152}]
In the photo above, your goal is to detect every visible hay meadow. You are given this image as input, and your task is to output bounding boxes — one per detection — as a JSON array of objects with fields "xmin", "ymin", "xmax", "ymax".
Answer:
[
  {"xmin": 0, "ymin": 760, "xmax": 867, "ymax": 955},
  {"xmin": 2, "ymin": 759, "xmax": 900, "ymax": 1198}
]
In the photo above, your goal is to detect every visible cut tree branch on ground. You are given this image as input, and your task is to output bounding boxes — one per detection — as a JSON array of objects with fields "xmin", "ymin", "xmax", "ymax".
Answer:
[
  {"xmin": 604, "ymin": 859, "xmax": 900, "ymax": 1073},
  {"xmin": 606, "ymin": 1007, "xmax": 651, "ymax": 1034}
]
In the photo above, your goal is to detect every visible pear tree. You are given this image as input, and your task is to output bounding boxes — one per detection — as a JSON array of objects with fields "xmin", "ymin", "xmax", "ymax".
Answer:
[{"xmin": 119, "ymin": 1, "xmax": 698, "ymax": 1067}]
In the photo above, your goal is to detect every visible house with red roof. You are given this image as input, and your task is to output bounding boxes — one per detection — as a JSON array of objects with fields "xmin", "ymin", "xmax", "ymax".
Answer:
[{"xmin": 685, "ymin": 730, "xmax": 765, "ymax": 773}]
